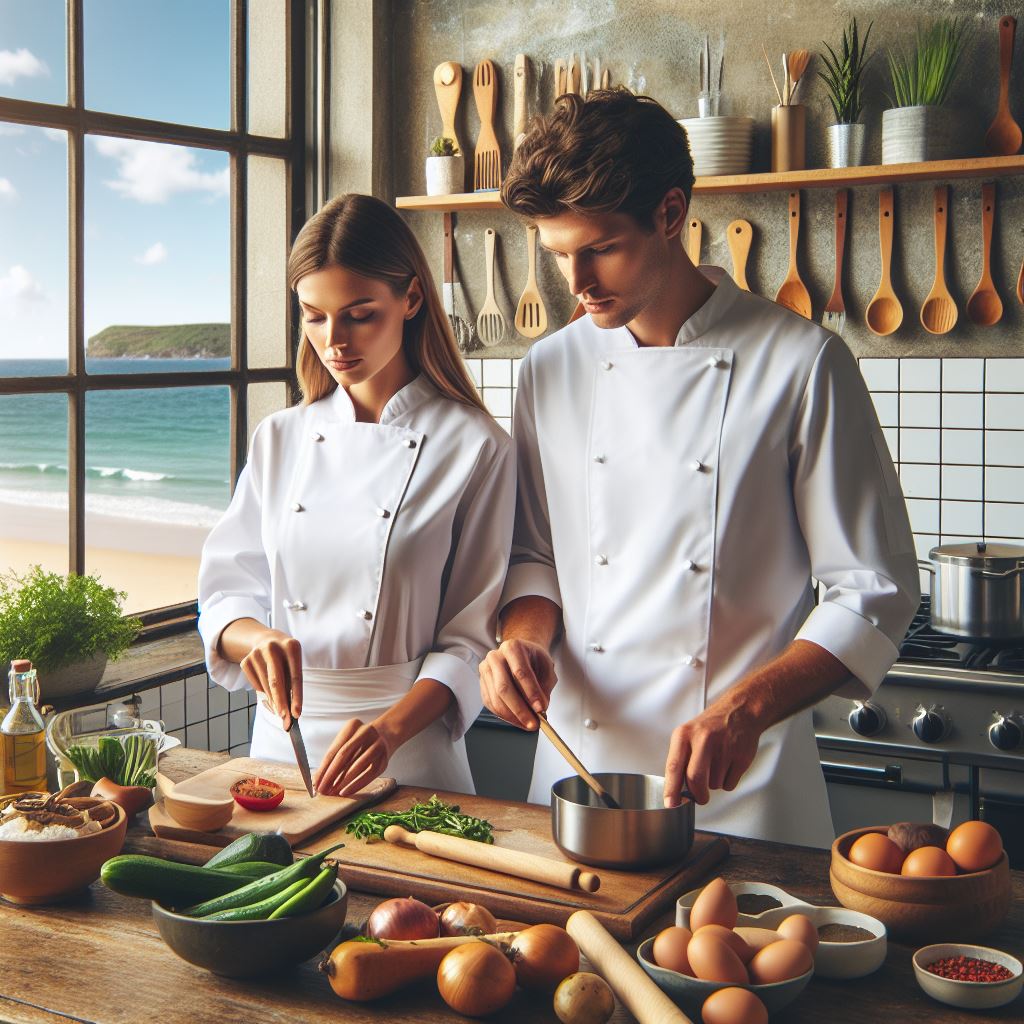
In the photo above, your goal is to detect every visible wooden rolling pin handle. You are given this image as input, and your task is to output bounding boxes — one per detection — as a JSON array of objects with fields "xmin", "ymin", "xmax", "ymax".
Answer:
[
  {"xmin": 566, "ymin": 911, "xmax": 693, "ymax": 1024},
  {"xmin": 577, "ymin": 871, "xmax": 601, "ymax": 893},
  {"xmin": 383, "ymin": 824, "xmax": 418, "ymax": 847}
]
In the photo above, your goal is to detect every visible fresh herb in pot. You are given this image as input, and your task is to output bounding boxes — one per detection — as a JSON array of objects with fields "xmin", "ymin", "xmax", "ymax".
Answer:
[{"xmin": 345, "ymin": 794, "xmax": 494, "ymax": 843}]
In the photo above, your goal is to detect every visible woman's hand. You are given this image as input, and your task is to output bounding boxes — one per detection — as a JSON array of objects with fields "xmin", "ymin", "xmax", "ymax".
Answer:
[
  {"xmin": 313, "ymin": 718, "xmax": 394, "ymax": 797},
  {"xmin": 237, "ymin": 628, "xmax": 303, "ymax": 729},
  {"xmin": 479, "ymin": 637, "xmax": 558, "ymax": 730}
]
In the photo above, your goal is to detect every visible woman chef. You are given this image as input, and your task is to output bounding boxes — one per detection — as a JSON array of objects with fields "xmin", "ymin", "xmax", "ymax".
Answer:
[{"xmin": 198, "ymin": 193, "xmax": 515, "ymax": 797}]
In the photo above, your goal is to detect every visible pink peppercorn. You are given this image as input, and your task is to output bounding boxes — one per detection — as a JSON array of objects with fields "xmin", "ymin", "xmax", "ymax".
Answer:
[{"xmin": 925, "ymin": 956, "xmax": 1013, "ymax": 983}]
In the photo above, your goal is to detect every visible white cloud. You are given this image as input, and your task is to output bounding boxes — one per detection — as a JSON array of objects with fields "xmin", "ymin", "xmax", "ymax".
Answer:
[
  {"xmin": 0, "ymin": 178, "xmax": 16, "ymax": 200},
  {"xmin": 0, "ymin": 265, "xmax": 47, "ymax": 315},
  {"xmin": 0, "ymin": 123, "xmax": 26, "ymax": 136},
  {"xmin": 137, "ymin": 242, "xmax": 168, "ymax": 265},
  {"xmin": 91, "ymin": 137, "xmax": 229, "ymax": 204},
  {"xmin": 0, "ymin": 48, "xmax": 49, "ymax": 86}
]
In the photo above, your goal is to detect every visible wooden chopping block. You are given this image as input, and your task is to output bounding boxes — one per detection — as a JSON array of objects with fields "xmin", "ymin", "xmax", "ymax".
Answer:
[{"xmin": 383, "ymin": 824, "xmax": 601, "ymax": 893}]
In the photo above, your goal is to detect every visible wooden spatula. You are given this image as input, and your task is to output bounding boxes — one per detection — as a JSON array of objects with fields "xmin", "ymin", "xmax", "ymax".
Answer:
[
  {"xmin": 727, "ymin": 219, "xmax": 752, "ymax": 290},
  {"xmin": 966, "ymin": 182, "xmax": 1004, "ymax": 326},
  {"xmin": 433, "ymin": 62, "xmax": 462, "ymax": 155},
  {"xmin": 685, "ymin": 218, "xmax": 702, "ymax": 265},
  {"xmin": 986, "ymin": 17, "xmax": 1022, "ymax": 156},
  {"xmin": 514, "ymin": 224, "xmax": 548, "ymax": 338},
  {"xmin": 774, "ymin": 191, "xmax": 812, "ymax": 319},
  {"xmin": 513, "ymin": 54, "xmax": 528, "ymax": 148},
  {"xmin": 865, "ymin": 187, "xmax": 904, "ymax": 336},
  {"xmin": 476, "ymin": 228, "xmax": 507, "ymax": 346},
  {"xmin": 821, "ymin": 190, "xmax": 849, "ymax": 335},
  {"xmin": 472, "ymin": 59, "xmax": 502, "ymax": 191},
  {"xmin": 920, "ymin": 186, "xmax": 958, "ymax": 335}
]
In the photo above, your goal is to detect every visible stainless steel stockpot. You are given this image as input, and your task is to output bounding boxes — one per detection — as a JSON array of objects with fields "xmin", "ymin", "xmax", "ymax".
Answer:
[
  {"xmin": 919, "ymin": 542, "xmax": 1024, "ymax": 639},
  {"xmin": 550, "ymin": 772, "xmax": 694, "ymax": 869}
]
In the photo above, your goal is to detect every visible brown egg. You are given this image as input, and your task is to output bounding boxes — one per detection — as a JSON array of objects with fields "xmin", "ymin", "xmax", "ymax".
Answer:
[
  {"xmin": 946, "ymin": 820, "xmax": 1004, "ymax": 873},
  {"xmin": 747, "ymin": 939, "xmax": 814, "ymax": 984},
  {"xmin": 733, "ymin": 927, "xmax": 782, "ymax": 960},
  {"xmin": 702, "ymin": 987, "xmax": 769, "ymax": 1024},
  {"xmin": 775, "ymin": 913, "xmax": 819, "ymax": 953},
  {"xmin": 651, "ymin": 926, "xmax": 692, "ymax": 975},
  {"xmin": 848, "ymin": 832, "xmax": 905, "ymax": 873},
  {"xmin": 692, "ymin": 924, "xmax": 751, "ymax": 963},
  {"xmin": 689, "ymin": 877, "xmax": 738, "ymax": 931},
  {"xmin": 901, "ymin": 845, "xmax": 958, "ymax": 877},
  {"xmin": 687, "ymin": 930, "xmax": 750, "ymax": 985}
]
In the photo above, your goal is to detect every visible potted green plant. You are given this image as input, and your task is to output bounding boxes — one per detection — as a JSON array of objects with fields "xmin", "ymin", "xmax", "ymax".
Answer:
[
  {"xmin": 425, "ymin": 135, "xmax": 464, "ymax": 196},
  {"xmin": 883, "ymin": 17, "xmax": 971, "ymax": 164},
  {"xmin": 819, "ymin": 18, "xmax": 873, "ymax": 167},
  {"xmin": 0, "ymin": 565, "xmax": 143, "ymax": 701}
]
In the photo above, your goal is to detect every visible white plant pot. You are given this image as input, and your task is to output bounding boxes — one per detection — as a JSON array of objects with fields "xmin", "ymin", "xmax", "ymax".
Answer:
[
  {"xmin": 425, "ymin": 155, "xmax": 464, "ymax": 196},
  {"xmin": 882, "ymin": 106, "xmax": 958, "ymax": 164},
  {"xmin": 827, "ymin": 123, "xmax": 867, "ymax": 168}
]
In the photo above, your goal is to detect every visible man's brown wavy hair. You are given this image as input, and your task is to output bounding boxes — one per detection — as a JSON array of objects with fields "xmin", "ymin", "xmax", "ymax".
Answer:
[{"xmin": 501, "ymin": 88, "xmax": 695, "ymax": 228}]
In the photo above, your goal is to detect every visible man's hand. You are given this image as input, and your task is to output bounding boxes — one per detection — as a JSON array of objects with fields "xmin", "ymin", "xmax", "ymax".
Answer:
[
  {"xmin": 313, "ymin": 718, "xmax": 392, "ymax": 797},
  {"xmin": 479, "ymin": 638, "xmax": 558, "ymax": 730},
  {"xmin": 663, "ymin": 701, "xmax": 761, "ymax": 807},
  {"xmin": 239, "ymin": 629, "xmax": 303, "ymax": 730}
]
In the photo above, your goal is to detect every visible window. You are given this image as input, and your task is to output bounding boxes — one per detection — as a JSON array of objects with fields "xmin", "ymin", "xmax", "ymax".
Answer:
[{"xmin": 0, "ymin": 0, "xmax": 305, "ymax": 614}]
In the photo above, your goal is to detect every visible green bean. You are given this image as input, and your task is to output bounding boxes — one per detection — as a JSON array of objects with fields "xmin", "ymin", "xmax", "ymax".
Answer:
[{"xmin": 345, "ymin": 795, "xmax": 494, "ymax": 843}]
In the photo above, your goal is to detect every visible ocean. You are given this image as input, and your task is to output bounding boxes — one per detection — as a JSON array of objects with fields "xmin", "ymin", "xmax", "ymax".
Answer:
[{"xmin": 0, "ymin": 359, "xmax": 231, "ymax": 529}]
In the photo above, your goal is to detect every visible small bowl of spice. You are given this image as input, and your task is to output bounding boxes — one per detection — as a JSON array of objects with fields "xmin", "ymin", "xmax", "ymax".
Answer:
[
  {"xmin": 913, "ymin": 943, "xmax": 1023, "ymax": 1010},
  {"xmin": 230, "ymin": 777, "xmax": 286, "ymax": 812}
]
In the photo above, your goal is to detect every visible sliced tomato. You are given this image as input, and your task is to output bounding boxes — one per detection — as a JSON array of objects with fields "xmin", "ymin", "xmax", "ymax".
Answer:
[{"xmin": 229, "ymin": 776, "xmax": 285, "ymax": 811}]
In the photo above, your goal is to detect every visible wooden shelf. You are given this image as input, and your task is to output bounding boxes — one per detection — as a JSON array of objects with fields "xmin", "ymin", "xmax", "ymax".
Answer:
[{"xmin": 396, "ymin": 155, "xmax": 1024, "ymax": 211}]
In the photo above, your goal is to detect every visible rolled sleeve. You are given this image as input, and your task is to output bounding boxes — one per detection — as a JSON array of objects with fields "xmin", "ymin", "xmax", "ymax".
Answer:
[
  {"xmin": 501, "ymin": 561, "xmax": 562, "ymax": 609},
  {"xmin": 417, "ymin": 651, "xmax": 483, "ymax": 742},
  {"xmin": 198, "ymin": 594, "xmax": 268, "ymax": 693}
]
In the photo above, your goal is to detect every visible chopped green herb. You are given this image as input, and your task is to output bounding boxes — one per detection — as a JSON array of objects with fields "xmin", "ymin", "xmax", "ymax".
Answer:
[{"xmin": 345, "ymin": 794, "xmax": 494, "ymax": 844}]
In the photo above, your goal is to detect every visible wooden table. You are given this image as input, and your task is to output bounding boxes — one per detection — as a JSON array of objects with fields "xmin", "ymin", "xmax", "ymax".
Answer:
[{"xmin": 1, "ymin": 747, "xmax": 1021, "ymax": 1024}]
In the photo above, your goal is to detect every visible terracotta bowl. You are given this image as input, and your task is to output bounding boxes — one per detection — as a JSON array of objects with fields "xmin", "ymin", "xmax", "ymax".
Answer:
[
  {"xmin": 0, "ymin": 803, "xmax": 128, "ymax": 905},
  {"xmin": 830, "ymin": 826, "xmax": 1010, "ymax": 941}
]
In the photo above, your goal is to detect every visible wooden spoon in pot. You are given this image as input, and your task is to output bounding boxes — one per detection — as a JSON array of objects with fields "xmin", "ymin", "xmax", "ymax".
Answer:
[
  {"xmin": 985, "ymin": 16, "xmax": 1022, "ymax": 156},
  {"xmin": 920, "ymin": 185, "xmax": 958, "ymax": 335},
  {"xmin": 967, "ymin": 182, "xmax": 1004, "ymax": 326},
  {"xmin": 775, "ymin": 191, "xmax": 812, "ymax": 319},
  {"xmin": 865, "ymin": 186, "xmax": 903, "ymax": 336}
]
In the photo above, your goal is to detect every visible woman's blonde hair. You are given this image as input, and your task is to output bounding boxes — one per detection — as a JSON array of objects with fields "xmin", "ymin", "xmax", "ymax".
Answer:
[{"xmin": 287, "ymin": 193, "xmax": 487, "ymax": 414}]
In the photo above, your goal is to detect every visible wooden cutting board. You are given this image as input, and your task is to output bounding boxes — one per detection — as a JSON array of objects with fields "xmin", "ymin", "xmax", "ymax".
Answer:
[
  {"xmin": 147, "ymin": 757, "xmax": 396, "ymax": 847},
  {"xmin": 296, "ymin": 785, "xmax": 729, "ymax": 940}
]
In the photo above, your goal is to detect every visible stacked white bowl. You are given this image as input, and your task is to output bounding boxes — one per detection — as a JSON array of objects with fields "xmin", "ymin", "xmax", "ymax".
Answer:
[{"xmin": 678, "ymin": 116, "xmax": 755, "ymax": 177}]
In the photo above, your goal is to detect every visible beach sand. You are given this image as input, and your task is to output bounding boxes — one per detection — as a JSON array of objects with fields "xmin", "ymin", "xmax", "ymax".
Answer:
[{"xmin": 1, "ymin": 500, "xmax": 207, "ymax": 613}]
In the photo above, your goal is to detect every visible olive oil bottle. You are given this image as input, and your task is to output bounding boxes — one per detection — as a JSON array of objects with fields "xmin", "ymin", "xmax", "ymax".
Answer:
[{"xmin": 2, "ymin": 659, "xmax": 47, "ymax": 794}]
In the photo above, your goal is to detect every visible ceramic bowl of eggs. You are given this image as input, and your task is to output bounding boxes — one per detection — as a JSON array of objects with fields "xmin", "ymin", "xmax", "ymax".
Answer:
[
  {"xmin": 637, "ymin": 877, "xmax": 814, "ymax": 1020},
  {"xmin": 830, "ymin": 820, "xmax": 1011, "ymax": 941}
]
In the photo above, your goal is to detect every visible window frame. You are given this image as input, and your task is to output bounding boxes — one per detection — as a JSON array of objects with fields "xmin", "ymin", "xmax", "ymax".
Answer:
[{"xmin": 0, "ymin": 0, "xmax": 307, "ymax": 621}]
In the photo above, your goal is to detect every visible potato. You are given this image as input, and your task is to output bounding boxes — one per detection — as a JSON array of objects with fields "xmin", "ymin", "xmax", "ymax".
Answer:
[{"xmin": 553, "ymin": 972, "xmax": 615, "ymax": 1024}]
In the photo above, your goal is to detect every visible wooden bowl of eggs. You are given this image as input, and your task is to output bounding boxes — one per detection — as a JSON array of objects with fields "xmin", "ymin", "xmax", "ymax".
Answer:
[
  {"xmin": 637, "ymin": 878, "xmax": 814, "ymax": 1019},
  {"xmin": 830, "ymin": 821, "xmax": 1011, "ymax": 941}
]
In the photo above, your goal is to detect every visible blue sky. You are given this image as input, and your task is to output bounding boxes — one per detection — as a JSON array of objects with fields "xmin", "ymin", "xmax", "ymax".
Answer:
[{"xmin": 0, "ymin": 1, "xmax": 232, "ymax": 361}]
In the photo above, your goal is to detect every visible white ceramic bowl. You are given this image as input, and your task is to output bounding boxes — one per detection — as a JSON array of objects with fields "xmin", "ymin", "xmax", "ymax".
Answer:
[
  {"xmin": 678, "ymin": 116, "xmax": 755, "ymax": 176},
  {"xmin": 913, "ymin": 943, "xmax": 1023, "ymax": 1010}
]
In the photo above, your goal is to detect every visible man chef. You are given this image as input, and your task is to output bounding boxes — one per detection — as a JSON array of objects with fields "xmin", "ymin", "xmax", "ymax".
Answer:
[{"xmin": 479, "ymin": 88, "xmax": 920, "ymax": 846}]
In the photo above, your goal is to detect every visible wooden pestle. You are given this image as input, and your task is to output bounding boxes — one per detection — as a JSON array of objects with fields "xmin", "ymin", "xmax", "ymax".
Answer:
[
  {"xmin": 566, "ymin": 910, "xmax": 693, "ymax": 1024},
  {"xmin": 383, "ymin": 824, "xmax": 601, "ymax": 893}
]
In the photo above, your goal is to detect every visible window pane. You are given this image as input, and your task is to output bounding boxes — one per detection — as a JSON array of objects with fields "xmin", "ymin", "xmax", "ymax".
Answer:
[
  {"xmin": 248, "ymin": 0, "xmax": 287, "ymax": 138},
  {"xmin": 247, "ymin": 381, "xmax": 290, "ymax": 447},
  {"xmin": 0, "ymin": 392, "xmax": 69, "ymax": 579},
  {"xmin": 0, "ymin": 123, "xmax": 68, "ymax": 375},
  {"xmin": 84, "ymin": 385, "xmax": 229, "ymax": 613},
  {"xmin": 0, "ymin": 0, "xmax": 66, "ymax": 106},
  {"xmin": 247, "ymin": 155, "xmax": 288, "ymax": 368},
  {"xmin": 85, "ymin": 136, "xmax": 229, "ymax": 373},
  {"xmin": 84, "ymin": 0, "xmax": 229, "ymax": 130}
]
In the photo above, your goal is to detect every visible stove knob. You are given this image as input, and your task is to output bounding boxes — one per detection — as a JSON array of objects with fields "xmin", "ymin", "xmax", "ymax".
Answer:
[
  {"xmin": 988, "ymin": 715, "xmax": 1023, "ymax": 752},
  {"xmin": 848, "ymin": 701, "xmax": 886, "ymax": 737},
  {"xmin": 913, "ymin": 707, "xmax": 950, "ymax": 744}
]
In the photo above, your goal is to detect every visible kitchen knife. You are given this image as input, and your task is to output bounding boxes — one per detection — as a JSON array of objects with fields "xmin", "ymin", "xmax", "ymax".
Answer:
[{"xmin": 287, "ymin": 717, "xmax": 316, "ymax": 797}]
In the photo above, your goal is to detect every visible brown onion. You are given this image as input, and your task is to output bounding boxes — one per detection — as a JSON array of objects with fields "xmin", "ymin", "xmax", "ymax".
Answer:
[
  {"xmin": 437, "ymin": 942, "xmax": 516, "ymax": 1017},
  {"xmin": 366, "ymin": 897, "xmax": 439, "ymax": 940},
  {"xmin": 439, "ymin": 901, "xmax": 498, "ymax": 937},
  {"xmin": 510, "ymin": 923, "xmax": 580, "ymax": 992}
]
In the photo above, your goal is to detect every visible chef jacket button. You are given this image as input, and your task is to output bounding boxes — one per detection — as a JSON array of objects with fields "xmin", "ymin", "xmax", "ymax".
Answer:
[
  {"xmin": 584, "ymin": 718, "xmax": 597, "ymax": 730},
  {"xmin": 593, "ymin": 454, "xmax": 606, "ymax": 464},
  {"xmin": 311, "ymin": 431, "xmax": 324, "ymax": 442},
  {"xmin": 283, "ymin": 600, "xmax": 306, "ymax": 611},
  {"xmin": 600, "ymin": 360, "xmax": 613, "ymax": 370},
  {"xmin": 357, "ymin": 608, "xmax": 373, "ymax": 620},
  {"xmin": 403, "ymin": 438, "xmax": 417, "ymax": 448},
  {"xmin": 683, "ymin": 559, "xmax": 698, "ymax": 571},
  {"xmin": 690, "ymin": 459, "xmax": 705, "ymax": 472},
  {"xmin": 594, "ymin": 554, "xmax": 608, "ymax": 566},
  {"xmin": 375, "ymin": 507, "xmax": 390, "ymax": 518},
  {"xmin": 707, "ymin": 355, "xmax": 725, "ymax": 368},
  {"xmin": 291, "ymin": 501, "xmax": 305, "ymax": 512},
  {"xmin": 588, "ymin": 643, "xmax": 605, "ymax": 653},
  {"xmin": 682, "ymin": 654, "xmax": 702, "ymax": 667}
]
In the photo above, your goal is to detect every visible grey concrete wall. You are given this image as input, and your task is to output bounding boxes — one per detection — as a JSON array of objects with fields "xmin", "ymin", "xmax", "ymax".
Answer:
[{"xmin": 334, "ymin": 0, "xmax": 1024, "ymax": 358}]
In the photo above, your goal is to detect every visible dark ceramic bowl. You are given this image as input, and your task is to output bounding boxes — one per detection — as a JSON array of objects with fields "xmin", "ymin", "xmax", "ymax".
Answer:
[{"xmin": 151, "ymin": 879, "xmax": 348, "ymax": 977}]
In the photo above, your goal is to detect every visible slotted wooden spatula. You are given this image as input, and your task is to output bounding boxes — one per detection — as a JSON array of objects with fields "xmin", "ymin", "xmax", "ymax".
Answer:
[
  {"xmin": 514, "ymin": 224, "xmax": 548, "ymax": 338},
  {"xmin": 477, "ymin": 228, "xmax": 507, "ymax": 345},
  {"xmin": 473, "ymin": 59, "xmax": 502, "ymax": 190}
]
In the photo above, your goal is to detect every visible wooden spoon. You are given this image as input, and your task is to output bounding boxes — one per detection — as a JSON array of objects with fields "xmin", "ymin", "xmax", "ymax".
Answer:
[
  {"xmin": 985, "ymin": 16, "xmax": 1022, "ymax": 155},
  {"xmin": 920, "ymin": 186, "xmax": 958, "ymax": 335},
  {"xmin": 775, "ymin": 191, "xmax": 812, "ymax": 319},
  {"xmin": 1017, "ymin": 256, "xmax": 1024, "ymax": 304},
  {"xmin": 865, "ymin": 187, "xmax": 904, "ymax": 336},
  {"xmin": 432, "ymin": 62, "xmax": 462, "ymax": 155},
  {"xmin": 514, "ymin": 224, "xmax": 548, "ymax": 338},
  {"xmin": 786, "ymin": 49, "xmax": 811, "ymax": 103},
  {"xmin": 727, "ymin": 219, "xmax": 752, "ymax": 290},
  {"xmin": 537, "ymin": 712, "xmax": 620, "ymax": 810},
  {"xmin": 513, "ymin": 54, "xmax": 528, "ymax": 148},
  {"xmin": 685, "ymin": 217, "xmax": 702, "ymax": 265},
  {"xmin": 966, "ymin": 182, "xmax": 1004, "ymax": 326}
]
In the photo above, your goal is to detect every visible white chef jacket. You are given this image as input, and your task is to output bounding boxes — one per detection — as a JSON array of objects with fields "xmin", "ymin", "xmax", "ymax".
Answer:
[
  {"xmin": 198, "ymin": 374, "xmax": 515, "ymax": 789},
  {"xmin": 503, "ymin": 268, "xmax": 919, "ymax": 847}
]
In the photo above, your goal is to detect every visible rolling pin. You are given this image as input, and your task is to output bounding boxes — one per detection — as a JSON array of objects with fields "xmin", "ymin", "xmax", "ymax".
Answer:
[
  {"xmin": 383, "ymin": 825, "xmax": 601, "ymax": 893},
  {"xmin": 566, "ymin": 911, "xmax": 693, "ymax": 1024}
]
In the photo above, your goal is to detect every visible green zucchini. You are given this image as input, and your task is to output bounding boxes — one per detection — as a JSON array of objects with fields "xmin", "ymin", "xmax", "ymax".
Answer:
[
  {"xmin": 201, "ymin": 878, "xmax": 311, "ymax": 922},
  {"xmin": 100, "ymin": 855, "xmax": 254, "ymax": 904},
  {"xmin": 268, "ymin": 863, "xmax": 338, "ymax": 920},
  {"xmin": 212, "ymin": 860, "xmax": 288, "ymax": 879},
  {"xmin": 204, "ymin": 831, "xmax": 293, "ymax": 870}
]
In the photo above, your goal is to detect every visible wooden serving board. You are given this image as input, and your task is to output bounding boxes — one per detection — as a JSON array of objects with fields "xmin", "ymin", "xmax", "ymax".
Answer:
[
  {"xmin": 147, "ymin": 757, "xmax": 396, "ymax": 847},
  {"xmin": 296, "ymin": 785, "xmax": 729, "ymax": 940}
]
